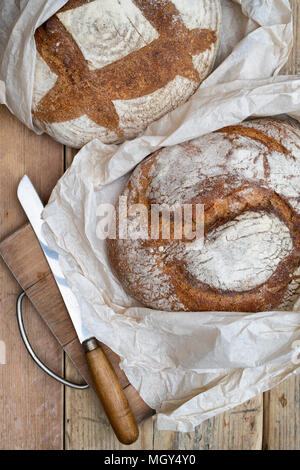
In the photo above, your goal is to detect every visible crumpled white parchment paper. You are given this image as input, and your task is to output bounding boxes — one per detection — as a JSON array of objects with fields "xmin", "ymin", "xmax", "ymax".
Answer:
[{"xmin": 2, "ymin": 0, "xmax": 300, "ymax": 431}]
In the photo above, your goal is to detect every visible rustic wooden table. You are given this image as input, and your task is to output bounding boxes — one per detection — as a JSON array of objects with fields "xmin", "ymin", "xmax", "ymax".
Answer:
[{"xmin": 0, "ymin": 2, "xmax": 299, "ymax": 451}]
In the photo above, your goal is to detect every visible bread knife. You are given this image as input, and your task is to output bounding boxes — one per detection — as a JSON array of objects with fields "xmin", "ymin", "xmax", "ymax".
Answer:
[{"xmin": 17, "ymin": 175, "xmax": 139, "ymax": 445}]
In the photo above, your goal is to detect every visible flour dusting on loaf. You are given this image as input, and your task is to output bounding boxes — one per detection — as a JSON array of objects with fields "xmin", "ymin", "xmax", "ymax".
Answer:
[
  {"xmin": 183, "ymin": 212, "xmax": 293, "ymax": 292},
  {"xmin": 32, "ymin": 0, "xmax": 221, "ymax": 147},
  {"xmin": 107, "ymin": 119, "xmax": 300, "ymax": 313}
]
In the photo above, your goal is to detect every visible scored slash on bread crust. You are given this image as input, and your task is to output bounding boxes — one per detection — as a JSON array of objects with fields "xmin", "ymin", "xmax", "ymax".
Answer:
[
  {"xmin": 107, "ymin": 119, "xmax": 300, "ymax": 313},
  {"xmin": 32, "ymin": 0, "xmax": 221, "ymax": 147}
]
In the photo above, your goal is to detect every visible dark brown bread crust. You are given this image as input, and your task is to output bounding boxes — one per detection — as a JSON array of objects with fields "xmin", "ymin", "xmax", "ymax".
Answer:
[
  {"xmin": 33, "ymin": 0, "xmax": 217, "ymax": 138},
  {"xmin": 107, "ymin": 119, "xmax": 300, "ymax": 313}
]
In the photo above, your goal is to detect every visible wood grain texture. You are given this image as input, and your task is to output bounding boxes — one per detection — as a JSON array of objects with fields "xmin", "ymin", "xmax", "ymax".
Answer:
[
  {"xmin": 152, "ymin": 396, "xmax": 263, "ymax": 451},
  {"xmin": 263, "ymin": 376, "xmax": 300, "ymax": 450},
  {"xmin": 291, "ymin": 0, "xmax": 299, "ymax": 74},
  {"xmin": 0, "ymin": 105, "xmax": 64, "ymax": 449},
  {"xmin": 179, "ymin": 397, "xmax": 263, "ymax": 450},
  {"xmin": 281, "ymin": 0, "xmax": 299, "ymax": 75},
  {"xmin": 64, "ymin": 358, "xmax": 154, "ymax": 450},
  {"xmin": 296, "ymin": 0, "xmax": 300, "ymax": 74}
]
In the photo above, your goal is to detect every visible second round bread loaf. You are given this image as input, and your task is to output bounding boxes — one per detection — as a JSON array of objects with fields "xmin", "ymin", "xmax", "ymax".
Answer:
[{"xmin": 107, "ymin": 119, "xmax": 300, "ymax": 312}]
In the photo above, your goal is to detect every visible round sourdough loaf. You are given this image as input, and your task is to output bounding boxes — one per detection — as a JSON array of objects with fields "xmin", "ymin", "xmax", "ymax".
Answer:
[
  {"xmin": 107, "ymin": 119, "xmax": 300, "ymax": 313},
  {"xmin": 32, "ymin": 0, "xmax": 221, "ymax": 148}
]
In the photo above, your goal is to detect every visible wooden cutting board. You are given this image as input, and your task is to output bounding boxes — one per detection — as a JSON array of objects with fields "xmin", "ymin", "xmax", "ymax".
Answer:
[{"xmin": 0, "ymin": 223, "xmax": 154, "ymax": 424}]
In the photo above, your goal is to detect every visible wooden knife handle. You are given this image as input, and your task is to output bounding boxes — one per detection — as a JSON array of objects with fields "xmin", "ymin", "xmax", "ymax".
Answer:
[{"xmin": 83, "ymin": 338, "xmax": 139, "ymax": 445}]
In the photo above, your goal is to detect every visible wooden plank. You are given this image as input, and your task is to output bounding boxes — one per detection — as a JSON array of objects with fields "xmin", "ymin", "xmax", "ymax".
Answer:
[
  {"xmin": 292, "ymin": 0, "xmax": 300, "ymax": 74},
  {"xmin": 0, "ymin": 104, "xmax": 64, "ymax": 449},
  {"xmin": 282, "ymin": 0, "xmax": 299, "ymax": 74},
  {"xmin": 153, "ymin": 430, "xmax": 179, "ymax": 450},
  {"xmin": 27, "ymin": 272, "xmax": 78, "ymax": 347},
  {"xmin": 262, "ymin": 1, "xmax": 300, "ymax": 451},
  {"xmin": 65, "ymin": 358, "xmax": 154, "ymax": 450},
  {"xmin": 178, "ymin": 396, "xmax": 263, "ymax": 450},
  {"xmin": 0, "ymin": 224, "xmax": 49, "ymax": 290},
  {"xmin": 153, "ymin": 397, "xmax": 263, "ymax": 451},
  {"xmin": 296, "ymin": 4, "xmax": 300, "ymax": 74},
  {"xmin": 263, "ymin": 376, "xmax": 300, "ymax": 450}
]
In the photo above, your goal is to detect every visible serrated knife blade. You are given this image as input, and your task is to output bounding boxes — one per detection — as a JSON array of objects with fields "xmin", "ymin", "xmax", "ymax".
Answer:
[{"xmin": 17, "ymin": 174, "xmax": 91, "ymax": 343}]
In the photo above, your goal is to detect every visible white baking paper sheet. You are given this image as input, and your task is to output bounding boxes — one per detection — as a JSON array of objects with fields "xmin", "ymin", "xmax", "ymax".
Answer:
[{"xmin": 1, "ymin": 0, "xmax": 300, "ymax": 431}]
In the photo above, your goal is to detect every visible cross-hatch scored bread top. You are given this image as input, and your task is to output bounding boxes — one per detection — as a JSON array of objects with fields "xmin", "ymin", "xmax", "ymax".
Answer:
[
  {"xmin": 107, "ymin": 119, "xmax": 300, "ymax": 313},
  {"xmin": 32, "ymin": 0, "xmax": 221, "ymax": 147}
]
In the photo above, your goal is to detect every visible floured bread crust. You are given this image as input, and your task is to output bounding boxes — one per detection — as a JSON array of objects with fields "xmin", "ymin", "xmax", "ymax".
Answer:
[
  {"xmin": 107, "ymin": 119, "xmax": 300, "ymax": 312},
  {"xmin": 32, "ymin": 0, "xmax": 221, "ymax": 148}
]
